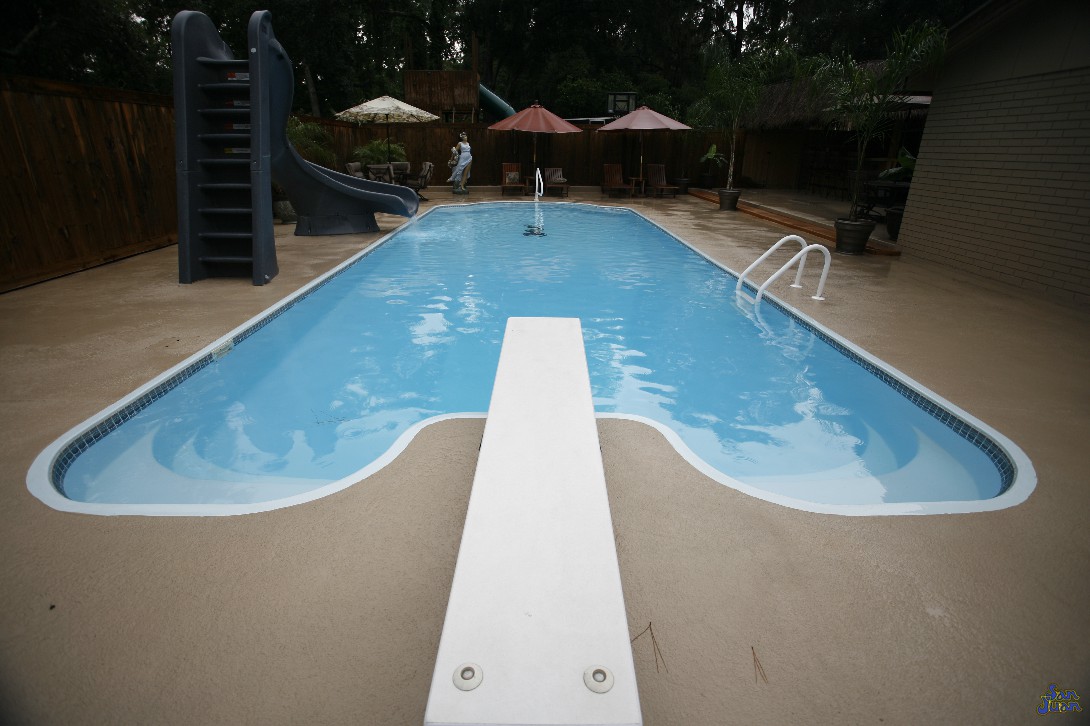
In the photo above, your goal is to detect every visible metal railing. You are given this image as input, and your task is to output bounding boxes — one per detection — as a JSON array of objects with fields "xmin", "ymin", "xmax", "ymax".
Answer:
[{"xmin": 737, "ymin": 234, "xmax": 831, "ymax": 303}]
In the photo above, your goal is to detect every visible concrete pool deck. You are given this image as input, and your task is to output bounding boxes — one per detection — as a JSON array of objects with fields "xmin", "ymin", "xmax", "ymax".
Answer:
[{"xmin": 1, "ymin": 187, "xmax": 1087, "ymax": 724}]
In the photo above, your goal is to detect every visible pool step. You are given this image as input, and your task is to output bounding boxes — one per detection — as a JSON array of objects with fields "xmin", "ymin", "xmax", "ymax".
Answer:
[{"xmin": 424, "ymin": 317, "xmax": 642, "ymax": 726}]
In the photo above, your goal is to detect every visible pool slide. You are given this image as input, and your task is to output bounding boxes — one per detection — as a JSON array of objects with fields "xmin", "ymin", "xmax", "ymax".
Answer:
[
  {"xmin": 254, "ymin": 11, "xmax": 419, "ymax": 234},
  {"xmin": 172, "ymin": 10, "xmax": 417, "ymax": 286}
]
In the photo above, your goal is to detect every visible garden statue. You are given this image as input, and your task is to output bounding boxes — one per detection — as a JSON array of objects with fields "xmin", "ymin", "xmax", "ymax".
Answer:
[{"xmin": 447, "ymin": 132, "xmax": 473, "ymax": 194}]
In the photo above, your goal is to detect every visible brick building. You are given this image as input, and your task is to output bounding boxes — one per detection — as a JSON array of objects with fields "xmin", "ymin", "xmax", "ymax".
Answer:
[{"xmin": 898, "ymin": 0, "xmax": 1090, "ymax": 307}]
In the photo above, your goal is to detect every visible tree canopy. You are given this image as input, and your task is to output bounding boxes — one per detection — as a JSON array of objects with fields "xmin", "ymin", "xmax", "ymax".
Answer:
[{"xmin": 2, "ymin": 0, "xmax": 973, "ymax": 121}]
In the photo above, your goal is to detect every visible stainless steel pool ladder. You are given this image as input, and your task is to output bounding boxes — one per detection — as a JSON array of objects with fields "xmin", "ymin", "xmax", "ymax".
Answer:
[{"xmin": 737, "ymin": 234, "xmax": 830, "ymax": 303}]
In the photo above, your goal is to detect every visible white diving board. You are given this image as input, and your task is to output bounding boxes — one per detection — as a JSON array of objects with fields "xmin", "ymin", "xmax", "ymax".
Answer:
[{"xmin": 424, "ymin": 317, "xmax": 642, "ymax": 726}]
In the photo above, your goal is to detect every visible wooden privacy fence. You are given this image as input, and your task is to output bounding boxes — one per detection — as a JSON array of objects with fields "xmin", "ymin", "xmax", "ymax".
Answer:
[
  {"xmin": 0, "ymin": 74, "xmax": 746, "ymax": 291},
  {"xmin": 0, "ymin": 75, "xmax": 178, "ymax": 292}
]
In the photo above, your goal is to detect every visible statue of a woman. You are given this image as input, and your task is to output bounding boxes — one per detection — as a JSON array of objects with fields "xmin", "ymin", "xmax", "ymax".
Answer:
[{"xmin": 447, "ymin": 132, "xmax": 473, "ymax": 194}]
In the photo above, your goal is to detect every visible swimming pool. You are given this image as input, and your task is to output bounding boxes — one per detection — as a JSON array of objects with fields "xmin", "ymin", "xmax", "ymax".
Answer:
[{"xmin": 28, "ymin": 202, "xmax": 1034, "ymax": 516}]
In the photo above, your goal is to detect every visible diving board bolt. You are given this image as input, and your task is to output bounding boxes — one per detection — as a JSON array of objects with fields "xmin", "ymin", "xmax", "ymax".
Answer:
[
  {"xmin": 453, "ymin": 663, "xmax": 483, "ymax": 691},
  {"xmin": 584, "ymin": 666, "xmax": 615, "ymax": 694}
]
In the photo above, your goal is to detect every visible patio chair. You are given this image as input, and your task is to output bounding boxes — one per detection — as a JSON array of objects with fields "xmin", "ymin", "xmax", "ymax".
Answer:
[
  {"xmin": 345, "ymin": 162, "xmax": 365, "ymax": 178},
  {"xmin": 601, "ymin": 164, "xmax": 634, "ymax": 196},
  {"xmin": 501, "ymin": 163, "xmax": 527, "ymax": 195},
  {"xmin": 391, "ymin": 161, "xmax": 411, "ymax": 184},
  {"xmin": 366, "ymin": 164, "xmax": 395, "ymax": 184},
  {"xmin": 542, "ymin": 168, "xmax": 570, "ymax": 197},
  {"xmin": 404, "ymin": 161, "xmax": 434, "ymax": 201},
  {"xmin": 645, "ymin": 164, "xmax": 678, "ymax": 198}
]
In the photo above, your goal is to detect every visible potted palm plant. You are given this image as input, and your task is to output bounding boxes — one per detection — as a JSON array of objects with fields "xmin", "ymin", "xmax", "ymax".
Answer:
[
  {"xmin": 809, "ymin": 23, "xmax": 945, "ymax": 253},
  {"xmin": 691, "ymin": 48, "xmax": 770, "ymax": 210},
  {"xmin": 698, "ymin": 144, "xmax": 726, "ymax": 190}
]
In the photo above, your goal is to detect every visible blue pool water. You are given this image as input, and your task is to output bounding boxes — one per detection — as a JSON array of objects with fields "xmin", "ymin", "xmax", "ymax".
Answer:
[{"xmin": 42, "ymin": 202, "xmax": 1029, "ymax": 514}]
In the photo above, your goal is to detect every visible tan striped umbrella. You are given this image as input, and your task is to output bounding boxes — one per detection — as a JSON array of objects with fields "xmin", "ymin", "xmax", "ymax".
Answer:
[{"xmin": 335, "ymin": 96, "xmax": 439, "ymax": 161}]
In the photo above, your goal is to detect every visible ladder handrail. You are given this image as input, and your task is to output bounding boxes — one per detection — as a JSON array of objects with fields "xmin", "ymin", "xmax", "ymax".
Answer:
[
  {"xmin": 755, "ymin": 244, "xmax": 830, "ymax": 302},
  {"xmin": 736, "ymin": 234, "xmax": 807, "ymax": 292},
  {"xmin": 534, "ymin": 167, "xmax": 544, "ymax": 198},
  {"xmin": 736, "ymin": 234, "xmax": 830, "ymax": 302}
]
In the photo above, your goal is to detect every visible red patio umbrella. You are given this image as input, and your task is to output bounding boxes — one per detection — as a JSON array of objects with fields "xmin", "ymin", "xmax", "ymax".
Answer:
[
  {"xmin": 597, "ymin": 105, "xmax": 691, "ymax": 173},
  {"xmin": 488, "ymin": 103, "xmax": 582, "ymax": 167}
]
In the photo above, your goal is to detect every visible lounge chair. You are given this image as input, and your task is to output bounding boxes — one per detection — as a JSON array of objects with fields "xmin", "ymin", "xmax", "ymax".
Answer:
[
  {"xmin": 601, "ymin": 164, "xmax": 634, "ymax": 197},
  {"xmin": 345, "ymin": 162, "xmax": 365, "ymax": 178},
  {"xmin": 366, "ymin": 164, "xmax": 394, "ymax": 184},
  {"xmin": 404, "ymin": 161, "xmax": 434, "ymax": 201},
  {"xmin": 501, "ymin": 163, "xmax": 526, "ymax": 195},
  {"xmin": 645, "ymin": 164, "xmax": 678, "ymax": 198},
  {"xmin": 542, "ymin": 168, "xmax": 570, "ymax": 197}
]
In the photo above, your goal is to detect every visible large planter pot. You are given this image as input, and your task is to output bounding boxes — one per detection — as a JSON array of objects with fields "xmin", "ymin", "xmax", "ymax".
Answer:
[
  {"xmin": 834, "ymin": 218, "xmax": 875, "ymax": 255},
  {"xmin": 885, "ymin": 206, "xmax": 904, "ymax": 241},
  {"xmin": 672, "ymin": 177, "xmax": 690, "ymax": 194},
  {"xmin": 718, "ymin": 188, "xmax": 741, "ymax": 210}
]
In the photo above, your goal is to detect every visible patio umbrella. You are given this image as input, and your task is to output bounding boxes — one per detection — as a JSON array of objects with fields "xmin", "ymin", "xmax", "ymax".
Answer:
[
  {"xmin": 597, "ymin": 105, "xmax": 691, "ymax": 173},
  {"xmin": 488, "ymin": 103, "xmax": 582, "ymax": 167},
  {"xmin": 335, "ymin": 95, "xmax": 439, "ymax": 162}
]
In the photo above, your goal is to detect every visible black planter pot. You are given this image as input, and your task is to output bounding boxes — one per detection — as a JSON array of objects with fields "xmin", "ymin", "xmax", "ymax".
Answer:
[
  {"xmin": 718, "ymin": 189, "xmax": 741, "ymax": 210},
  {"xmin": 885, "ymin": 206, "xmax": 904, "ymax": 241},
  {"xmin": 673, "ymin": 178, "xmax": 690, "ymax": 194},
  {"xmin": 834, "ymin": 218, "xmax": 876, "ymax": 255}
]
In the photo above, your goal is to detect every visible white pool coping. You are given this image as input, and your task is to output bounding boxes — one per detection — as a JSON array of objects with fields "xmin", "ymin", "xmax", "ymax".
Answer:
[{"xmin": 26, "ymin": 202, "xmax": 1036, "ymax": 517}]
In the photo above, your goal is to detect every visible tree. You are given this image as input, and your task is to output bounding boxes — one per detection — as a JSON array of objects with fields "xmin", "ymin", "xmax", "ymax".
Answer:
[
  {"xmin": 690, "ymin": 46, "xmax": 774, "ymax": 189},
  {"xmin": 808, "ymin": 21, "xmax": 946, "ymax": 220},
  {"xmin": 4, "ymin": 0, "xmax": 965, "ymax": 127},
  {"xmin": 2, "ymin": 0, "xmax": 173, "ymax": 92}
]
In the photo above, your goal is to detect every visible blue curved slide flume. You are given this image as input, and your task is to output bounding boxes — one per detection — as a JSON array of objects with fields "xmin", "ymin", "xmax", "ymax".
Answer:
[{"xmin": 253, "ymin": 11, "xmax": 418, "ymax": 234}]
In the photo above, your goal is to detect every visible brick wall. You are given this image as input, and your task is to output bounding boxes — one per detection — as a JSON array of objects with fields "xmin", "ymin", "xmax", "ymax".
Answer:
[
  {"xmin": 898, "ymin": 0, "xmax": 1090, "ymax": 307},
  {"xmin": 898, "ymin": 45, "xmax": 1090, "ymax": 308}
]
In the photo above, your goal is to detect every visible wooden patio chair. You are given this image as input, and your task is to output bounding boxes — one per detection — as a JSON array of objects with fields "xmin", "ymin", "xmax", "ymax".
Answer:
[
  {"xmin": 501, "ymin": 163, "xmax": 527, "ymax": 195},
  {"xmin": 645, "ymin": 164, "xmax": 678, "ymax": 198},
  {"xmin": 542, "ymin": 168, "xmax": 570, "ymax": 197},
  {"xmin": 601, "ymin": 164, "xmax": 634, "ymax": 196}
]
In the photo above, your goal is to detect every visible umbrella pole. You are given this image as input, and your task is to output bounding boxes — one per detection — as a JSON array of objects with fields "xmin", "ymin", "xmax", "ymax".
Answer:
[{"xmin": 386, "ymin": 115, "xmax": 391, "ymax": 163}]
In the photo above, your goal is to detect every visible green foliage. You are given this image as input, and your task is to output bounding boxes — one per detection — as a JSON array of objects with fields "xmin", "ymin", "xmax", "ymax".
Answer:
[
  {"xmin": 551, "ymin": 57, "xmax": 634, "ymax": 118},
  {"xmin": 699, "ymin": 144, "xmax": 727, "ymax": 169},
  {"xmin": 878, "ymin": 147, "xmax": 917, "ymax": 181},
  {"xmin": 286, "ymin": 117, "xmax": 336, "ymax": 168},
  {"xmin": 350, "ymin": 139, "xmax": 408, "ymax": 166},
  {"xmin": 808, "ymin": 22, "xmax": 945, "ymax": 218},
  {"xmin": 690, "ymin": 48, "xmax": 774, "ymax": 189},
  {"xmin": 4, "ymin": 0, "xmax": 964, "ymax": 129}
]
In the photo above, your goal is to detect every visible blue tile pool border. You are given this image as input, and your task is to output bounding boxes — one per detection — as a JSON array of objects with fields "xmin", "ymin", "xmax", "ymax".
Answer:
[{"xmin": 38, "ymin": 202, "xmax": 1029, "ymax": 515}]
